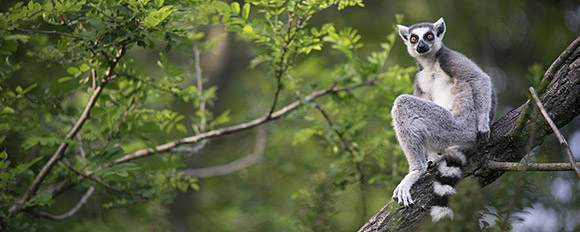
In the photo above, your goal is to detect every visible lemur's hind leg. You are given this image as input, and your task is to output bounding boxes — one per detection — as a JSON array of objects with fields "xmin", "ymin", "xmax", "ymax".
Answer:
[{"xmin": 391, "ymin": 94, "xmax": 476, "ymax": 206}]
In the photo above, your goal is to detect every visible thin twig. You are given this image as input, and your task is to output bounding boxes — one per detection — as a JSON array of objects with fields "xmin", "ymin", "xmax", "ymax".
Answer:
[
  {"xmin": 60, "ymin": 160, "xmax": 122, "ymax": 193},
  {"xmin": 266, "ymin": 12, "xmax": 301, "ymax": 119},
  {"xmin": 194, "ymin": 42, "xmax": 207, "ymax": 132},
  {"xmin": 89, "ymin": 52, "xmax": 98, "ymax": 91},
  {"xmin": 0, "ymin": 26, "xmax": 74, "ymax": 37},
  {"xmin": 487, "ymin": 161, "xmax": 580, "ymax": 171},
  {"xmin": 171, "ymin": 42, "xmax": 209, "ymax": 156},
  {"xmin": 87, "ymin": 80, "xmax": 376, "ymax": 175},
  {"xmin": 181, "ymin": 125, "xmax": 267, "ymax": 178},
  {"xmin": 314, "ymin": 102, "xmax": 349, "ymax": 150},
  {"xmin": 529, "ymin": 87, "xmax": 580, "ymax": 178},
  {"xmin": 30, "ymin": 186, "xmax": 95, "ymax": 220}
]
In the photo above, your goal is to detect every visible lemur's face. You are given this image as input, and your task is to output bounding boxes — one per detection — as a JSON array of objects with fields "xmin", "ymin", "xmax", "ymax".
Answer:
[{"xmin": 397, "ymin": 18, "xmax": 446, "ymax": 57}]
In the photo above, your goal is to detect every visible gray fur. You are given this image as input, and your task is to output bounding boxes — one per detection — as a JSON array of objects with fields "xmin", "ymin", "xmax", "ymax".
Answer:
[{"xmin": 391, "ymin": 18, "xmax": 496, "ymax": 221}]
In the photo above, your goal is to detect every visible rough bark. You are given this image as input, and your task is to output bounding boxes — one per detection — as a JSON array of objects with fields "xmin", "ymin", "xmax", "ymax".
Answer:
[{"xmin": 358, "ymin": 36, "xmax": 580, "ymax": 231}]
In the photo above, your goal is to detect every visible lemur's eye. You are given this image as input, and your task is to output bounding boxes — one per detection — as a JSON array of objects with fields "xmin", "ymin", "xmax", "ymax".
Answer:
[
  {"xmin": 410, "ymin": 36, "xmax": 418, "ymax": 43},
  {"xmin": 426, "ymin": 34, "xmax": 434, "ymax": 40}
]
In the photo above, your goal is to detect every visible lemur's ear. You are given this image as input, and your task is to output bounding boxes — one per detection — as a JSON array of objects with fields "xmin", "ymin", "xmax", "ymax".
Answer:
[
  {"xmin": 397, "ymin": 25, "xmax": 410, "ymax": 43},
  {"xmin": 433, "ymin": 18, "xmax": 446, "ymax": 38}
]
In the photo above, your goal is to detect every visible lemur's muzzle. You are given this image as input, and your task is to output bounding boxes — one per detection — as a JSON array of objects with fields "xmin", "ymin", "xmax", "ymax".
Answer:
[{"xmin": 416, "ymin": 41, "xmax": 429, "ymax": 53}]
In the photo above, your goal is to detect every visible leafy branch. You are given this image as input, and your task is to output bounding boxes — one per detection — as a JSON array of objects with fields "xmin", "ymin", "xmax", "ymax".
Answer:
[
  {"xmin": 87, "ymin": 80, "xmax": 377, "ymax": 175},
  {"xmin": 8, "ymin": 46, "xmax": 126, "ymax": 218}
]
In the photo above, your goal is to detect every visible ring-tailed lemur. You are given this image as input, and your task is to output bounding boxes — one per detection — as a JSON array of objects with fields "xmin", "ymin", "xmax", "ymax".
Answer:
[{"xmin": 391, "ymin": 18, "xmax": 496, "ymax": 221}]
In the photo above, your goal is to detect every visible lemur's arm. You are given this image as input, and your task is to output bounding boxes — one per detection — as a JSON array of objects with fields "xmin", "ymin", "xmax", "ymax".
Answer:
[
  {"xmin": 470, "ymin": 73, "xmax": 493, "ymax": 138},
  {"xmin": 438, "ymin": 50, "xmax": 492, "ymax": 137}
]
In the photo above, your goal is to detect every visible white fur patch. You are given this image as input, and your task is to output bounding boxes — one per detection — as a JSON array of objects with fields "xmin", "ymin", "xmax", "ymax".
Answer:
[
  {"xmin": 433, "ymin": 181, "xmax": 456, "ymax": 196},
  {"xmin": 430, "ymin": 206, "xmax": 454, "ymax": 221},
  {"xmin": 437, "ymin": 160, "xmax": 462, "ymax": 177},
  {"xmin": 411, "ymin": 27, "xmax": 430, "ymax": 38},
  {"xmin": 416, "ymin": 62, "xmax": 455, "ymax": 111}
]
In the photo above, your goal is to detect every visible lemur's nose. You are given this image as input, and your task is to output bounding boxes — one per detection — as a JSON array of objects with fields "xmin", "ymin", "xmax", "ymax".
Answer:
[{"xmin": 416, "ymin": 41, "xmax": 429, "ymax": 53}]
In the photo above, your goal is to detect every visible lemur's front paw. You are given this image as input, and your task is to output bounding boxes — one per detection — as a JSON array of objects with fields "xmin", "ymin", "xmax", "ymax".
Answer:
[
  {"xmin": 392, "ymin": 181, "xmax": 414, "ymax": 206},
  {"xmin": 477, "ymin": 123, "xmax": 490, "ymax": 143},
  {"xmin": 477, "ymin": 129, "xmax": 490, "ymax": 143},
  {"xmin": 477, "ymin": 116, "xmax": 490, "ymax": 141}
]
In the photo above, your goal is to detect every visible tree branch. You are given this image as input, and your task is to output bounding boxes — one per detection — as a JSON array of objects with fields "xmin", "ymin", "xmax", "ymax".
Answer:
[
  {"xmin": 0, "ymin": 26, "xmax": 74, "ymax": 37},
  {"xmin": 29, "ymin": 186, "xmax": 95, "ymax": 221},
  {"xmin": 8, "ymin": 47, "xmax": 126, "ymax": 217},
  {"xmin": 181, "ymin": 125, "xmax": 267, "ymax": 178},
  {"xmin": 87, "ymin": 80, "xmax": 377, "ymax": 176},
  {"xmin": 359, "ymin": 35, "xmax": 580, "ymax": 231},
  {"xmin": 487, "ymin": 162, "xmax": 580, "ymax": 172}
]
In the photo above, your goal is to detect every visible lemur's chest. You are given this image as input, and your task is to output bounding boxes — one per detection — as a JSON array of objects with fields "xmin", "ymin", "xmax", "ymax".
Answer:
[{"xmin": 416, "ymin": 62, "xmax": 456, "ymax": 111}]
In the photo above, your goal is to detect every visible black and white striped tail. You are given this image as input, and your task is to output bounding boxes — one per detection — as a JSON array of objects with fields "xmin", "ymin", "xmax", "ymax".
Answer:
[{"xmin": 430, "ymin": 150, "xmax": 466, "ymax": 221}]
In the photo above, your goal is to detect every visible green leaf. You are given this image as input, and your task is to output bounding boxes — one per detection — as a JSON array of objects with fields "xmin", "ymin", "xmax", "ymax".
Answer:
[
  {"xmin": 115, "ymin": 170, "xmax": 128, "ymax": 177},
  {"xmin": 242, "ymin": 3, "xmax": 250, "ymax": 19},
  {"xmin": 142, "ymin": 6, "xmax": 176, "ymax": 28},
  {"xmin": 293, "ymin": 128, "xmax": 320, "ymax": 146},
  {"xmin": 230, "ymin": 2, "xmax": 240, "ymax": 15},
  {"xmin": 155, "ymin": 0, "xmax": 164, "ymax": 8},
  {"xmin": 243, "ymin": 25, "xmax": 254, "ymax": 34},
  {"xmin": 58, "ymin": 77, "xmax": 74, "ymax": 83},
  {"xmin": 88, "ymin": 18, "xmax": 106, "ymax": 30},
  {"xmin": 67, "ymin": 67, "xmax": 80, "ymax": 75},
  {"xmin": 190, "ymin": 183, "xmax": 200, "ymax": 191},
  {"xmin": 36, "ymin": 191, "xmax": 53, "ymax": 203},
  {"xmin": 4, "ymin": 34, "xmax": 30, "ymax": 43},
  {"xmin": 175, "ymin": 124, "xmax": 187, "ymax": 134},
  {"xmin": 79, "ymin": 63, "xmax": 90, "ymax": 72},
  {"xmin": 211, "ymin": 1, "xmax": 230, "ymax": 13},
  {"xmin": 1, "ymin": 106, "xmax": 15, "ymax": 114},
  {"xmin": 22, "ymin": 83, "xmax": 37, "ymax": 94},
  {"xmin": 0, "ymin": 150, "xmax": 7, "ymax": 160}
]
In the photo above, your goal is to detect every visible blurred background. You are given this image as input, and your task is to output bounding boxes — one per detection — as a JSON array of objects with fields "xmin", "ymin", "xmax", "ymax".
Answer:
[{"xmin": 2, "ymin": 0, "xmax": 580, "ymax": 231}]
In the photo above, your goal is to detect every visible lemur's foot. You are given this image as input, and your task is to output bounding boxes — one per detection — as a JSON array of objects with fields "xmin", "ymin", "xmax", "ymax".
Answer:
[{"xmin": 392, "ymin": 180, "xmax": 414, "ymax": 206}]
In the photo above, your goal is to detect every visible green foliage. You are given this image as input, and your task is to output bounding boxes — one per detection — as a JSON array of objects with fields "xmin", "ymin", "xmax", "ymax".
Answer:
[
  {"xmin": 292, "ymin": 173, "xmax": 337, "ymax": 231},
  {"xmin": 0, "ymin": 0, "xmax": 407, "ymax": 230}
]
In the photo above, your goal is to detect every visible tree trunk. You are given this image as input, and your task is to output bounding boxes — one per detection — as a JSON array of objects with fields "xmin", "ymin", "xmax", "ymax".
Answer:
[{"xmin": 358, "ymin": 36, "xmax": 580, "ymax": 231}]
